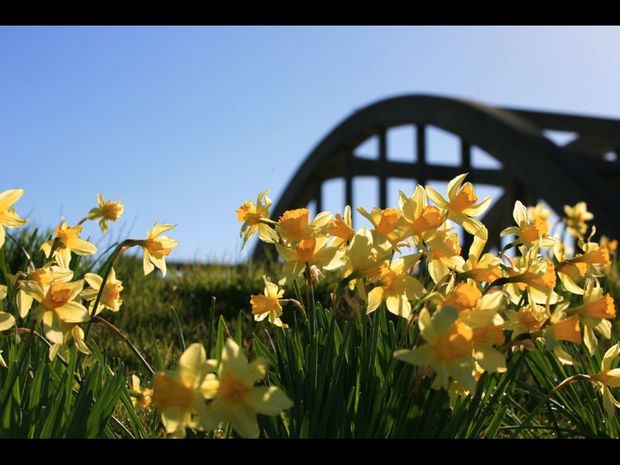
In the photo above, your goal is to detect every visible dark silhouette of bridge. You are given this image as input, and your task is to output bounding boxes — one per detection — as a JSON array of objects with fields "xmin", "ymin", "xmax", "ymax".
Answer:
[{"xmin": 252, "ymin": 95, "xmax": 620, "ymax": 260}]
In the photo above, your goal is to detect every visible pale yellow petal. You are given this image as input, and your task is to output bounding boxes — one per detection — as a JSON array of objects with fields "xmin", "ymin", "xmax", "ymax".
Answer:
[
  {"xmin": 244, "ymin": 386, "xmax": 293, "ymax": 416},
  {"xmin": 367, "ymin": 287, "xmax": 384, "ymax": 314},
  {"xmin": 0, "ymin": 312, "xmax": 15, "ymax": 331}
]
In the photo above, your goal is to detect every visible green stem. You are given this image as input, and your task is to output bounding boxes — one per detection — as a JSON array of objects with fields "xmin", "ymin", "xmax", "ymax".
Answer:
[
  {"xmin": 92, "ymin": 316, "xmax": 155, "ymax": 375},
  {"xmin": 83, "ymin": 239, "xmax": 139, "ymax": 342}
]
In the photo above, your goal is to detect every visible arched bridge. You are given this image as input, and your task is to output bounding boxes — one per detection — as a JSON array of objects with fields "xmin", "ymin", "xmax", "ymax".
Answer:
[{"xmin": 252, "ymin": 95, "xmax": 620, "ymax": 260}]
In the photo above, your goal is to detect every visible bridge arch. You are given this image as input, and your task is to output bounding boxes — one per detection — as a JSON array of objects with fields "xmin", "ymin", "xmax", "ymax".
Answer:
[{"xmin": 252, "ymin": 95, "xmax": 620, "ymax": 259}]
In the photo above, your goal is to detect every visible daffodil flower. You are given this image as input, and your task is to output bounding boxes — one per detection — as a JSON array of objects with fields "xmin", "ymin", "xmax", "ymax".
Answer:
[
  {"xmin": 250, "ymin": 276, "xmax": 286, "ymax": 327},
  {"xmin": 0, "ymin": 284, "xmax": 15, "ymax": 335},
  {"xmin": 141, "ymin": 223, "xmax": 178, "ymax": 277},
  {"xmin": 424, "ymin": 227, "xmax": 465, "ymax": 284},
  {"xmin": 367, "ymin": 254, "xmax": 425, "ymax": 319},
  {"xmin": 571, "ymin": 239, "xmax": 610, "ymax": 278},
  {"xmin": 0, "ymin": 188, "xmax": 28, "ymax": 249},
  {"xmin": 26, "ymin": 280, "xmax": 90, "ymax": 349},
  {"xmin": 506, "ymin": 303, "xmax": 548, "ymax": 339},
  {"xmin": 461, "ymin": 235, "xmax": 502, "ymax": 284},
  {"xmin": 425, "ymin": 173, "xmax": 491, "ymax": 240},
  {"xmin": 15, "ymin": 265, "xmax": 74, "ymax": 318},
  {"xmin": 527, "ymin": 202, "xmax": 552, "ymax": 228},
  {"xmin": 236, "ymin": 190, "xmax": 278, "ymax": 248},
  {"xmin": 457, "ymin": 290, "xmax": 507, "ymax": 374},
  {"xmin": 395, "ymin": 306, "xmax": 476, "ymax": 392},
  {"xmin": 443, "ymin": 281, "xmax": 482, "ymax": 313},
  {"xmin": 275, "ymin": 236, "xmax": 343, "ymax": 282},
  {"xmin": 357, "ymin": 206, "xmax": 406, "ymax": 249},
  {"xmin": 40, "ymin": 222, "xmax": 97, "ymax": 269},
  {"xmin": 341, "ymin": 228, "xmax": 390, "ymax": 281},
  {"xmin": 501, "ymin": 201, "xmax": 556, "ymax": 249},
  {"xmin": 576, "ymin": 283, "xmax": 615, "ymax": 355},
  {"xmin": 600, "ymin": 235, "xmax": 617, "ymax": 255},
  {"xmin": 399, "ymin": 186, "xmax": 445, "ymax": 244},
  {"xmin": 131, "ymin": 374, "xmax": 153, "ymax": 409},
  {"xmin": 81, "ymin": 267, "xmax": 124, "ymax": 315},
  {"xmin": 505, "ymin": 250, "xmax": 559, "ymax": 306},
  {"xmin": 276, "ymin": 208, "xmax": 332, "ymax": 245},
  {"xmin": 87, "ymin": 194, "xmax": 124, "ymax": 233},
  {"xmin": 591, "ymin": 343, "xmax": 620, "ymax": 417},
  {"xmin": 48, "ymin": 322, "xmax": 90, "ymax": 360},
  {"xmin": 201, "ymin": 338, "xmax": 293, "ymax": 438},
  {"xmin": 544, "ymin": 307, "xmax": 582, "ymax": 365},
  {"xmin": 151, "ymin": 343, "xmax": 217, "ymax": 438},
  {"xmin": 327, "ymin": 205, "xmax": 354, "ymax": 247},
  {"xmin": 564, "ymin": 202, "xmax": 593, "ymax": 238}
]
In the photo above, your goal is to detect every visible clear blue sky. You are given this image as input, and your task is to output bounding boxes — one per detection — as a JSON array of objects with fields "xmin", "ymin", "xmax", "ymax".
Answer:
[{"xmin": 1, "ymin": 26, "xmax": 619, "ymax": 262}]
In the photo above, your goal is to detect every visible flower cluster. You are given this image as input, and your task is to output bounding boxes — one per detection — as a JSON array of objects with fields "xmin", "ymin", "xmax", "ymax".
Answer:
[
  {"xmin": 147, "ymin": 339, "xmax": 292, "ymax": 438},
  {"xmin": 0, "ymin": 189, "xmax": 178, "ymax": 360},
  {"xmin": 239, "ymin": 173, "xmax": 619, "ymax": 414}
]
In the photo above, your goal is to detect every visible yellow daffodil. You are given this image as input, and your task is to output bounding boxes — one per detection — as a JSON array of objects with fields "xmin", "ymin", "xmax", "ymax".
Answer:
[
  {"xmin": 444, "ymin": 282, "xmax": 482, "ymax": 313},
  {"xmin": 342, "ymin": 228, "xmax": 390, "ymax": 281},
  {"xmin": 48, "ymin": 322, "xmax": 90, "ymax": 360},
  {"xmin": 141, "ymin": 223, "xmax": 178, "ymax": 277},
  {"xmin": 506, "ymin": 303, "xmax": 548, "ymax": 339},
  {"xmin": 327, "ymin": 205, "xmax": 354, "ymax": 247},
  {"xmin": 87, "ymin": 194, "xmax": 124, "ymax": 233},
  {"xmin": 571, "ymin": 239, "xmax": 610, "ymax": 278},
  {"xmin": 456, "ymin": 290, "xmax": 507, "ymax": 374},
  {"xmin": 367, "ymin": 254, "xmax": 425, "ymax": 319},
  {"xmin": 591, "ymin": 343, "xmax": 620, "ymax": 417},
  {"xmin": 576, "ymin": 283, "xmax": 615, "ymax": 355},
  {"xmin": 425, "ymin": 173, "xmax": 491, "ymax": 240},
  {"xmin": 131, "ymin": 374, "xmax": 153, "ymax": 409},
  {"xmin": 501, "ymin": 201, "xmax": 556, "ymax": 249},
  {"xmin": 250, "ymin": 277, "xmax": 286, "ymax": 327},
  {"xmin": 505, "ymin": 250, "xmax": 559, "ymax": 306},
  {"xmin": 544, "ymin": 308, "xmax": 582, "ymax": 365},
  {"xmin": 0, "ymin": 284, "xmax": 15, "ymax": 334},
  {"xmin": 564, "ymin": 202, "xmax": 593, "ymax": 237},
  {"xmin": 201, "ymin": 338, "xmax": 293, "ymax": 438},
  {"xmin": 461, "ymin": 236, "xmax": 502, "ymax": 283},
  {"xmin": 276, "ymin": 208, "xmax": 332, "ymax": 245},
  {"xmin": 26, "ymin": 279, "xmax": 90, "ymax": 348},
  {"xmin": 424, "ymin": 227, "xmax": 465, "ymax": 284},
  {"xmin": 41, "ymin": 222, "xmax": 97, "ymax": 269},
  {"xmin": 399, "ymin": 186, "xmax": 445, "ymax": 244},
  {"xmin": 395, "ymin": 306, "xmax": 476, "ymax": 392},
  {"xmin": 600, "ymin": 235, "xmax": 617, "ymax": 255},
  {"xmin": 275, "ymin": 236, "xmax": 343, "ymax": 282},
  {"xmin": 0, "ymin": 189, "xmax": 28, "ymax": 249},
  {"xmin": 528, "ymin": 202, "xmax": 552, "ymax": 226},
  {"xmin": 151, "ymin": 343, "xmax": 217, "ymax": 438},
  {"xmin": 81, "ymin": 267, "xmax": 124, "ymax": 315},
  {"xmin": 236, "ymin": 190, "xmax": 279, "ymax": 248},
  {"xmin": 555, "ymin": 261, "xmax": 587, "ymax": 296},
  {"xmin": 357, "ymin": 206, "xmax": 406, "ymax": 248},
  {"xmin": 15, "ymin": 265, "xmax": 74, "ymax": 318}
]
